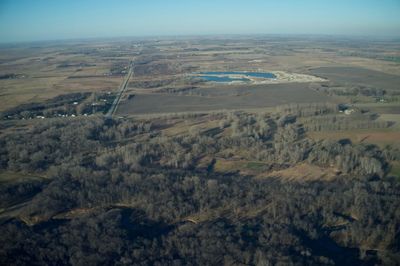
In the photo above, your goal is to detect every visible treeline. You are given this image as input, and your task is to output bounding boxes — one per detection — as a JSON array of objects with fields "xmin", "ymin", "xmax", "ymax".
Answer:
[
  {"xmin": 274, "ymin": 102, "xmax": 394, "ymax": 132},
  {"xmin": 326, "ymin": 86, "xmax": 386, "ymax": 97},
  {"xmin": 302, "ymin": 114, "xmax": 392, "ymax": 131},
  {"xmin": 275, "ymin": 103, "xmax": 338, "ymax": 117}
]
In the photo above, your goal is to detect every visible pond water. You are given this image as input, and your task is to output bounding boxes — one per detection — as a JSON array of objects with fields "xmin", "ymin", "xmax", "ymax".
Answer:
[
  {"xmin": 200, "ymin": 75, "xmax": 250, "ymax": 82},
  {"xmin": 201, "ymin": 72, "xmax": 277, "ymax": 78},
  {"xmin": 198, "ymin": 71, "xmax": 276, "ymax": 82}
]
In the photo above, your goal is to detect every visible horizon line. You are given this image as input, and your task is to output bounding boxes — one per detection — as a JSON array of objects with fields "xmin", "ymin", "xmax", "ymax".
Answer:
[{"xmin": 2, "ymin": 32, "xmax": 400, "ymax": 45}]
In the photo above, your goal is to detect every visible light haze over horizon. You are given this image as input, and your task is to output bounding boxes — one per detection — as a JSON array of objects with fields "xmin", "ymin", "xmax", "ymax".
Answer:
[{"xmin": 0, "ymin": 0, "xmax": 399, "ymax": 43}]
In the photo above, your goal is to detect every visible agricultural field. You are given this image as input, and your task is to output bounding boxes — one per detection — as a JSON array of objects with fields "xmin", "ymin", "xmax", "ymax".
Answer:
[
  {"xmin": 2, "ymin": 36, "xmax": 400, "ymax": 117},
  {"xmin": 117, "ymin": 83, "xmax": 332, "ymax": 114},
  {"xmin": 114, "ymin": 37, "xmax": 400, "ymax": 116},
  {"xmin": 0, "ymin": 40, "xmax": 137, "ymax": 111},
  {"xmin": 309, "ymin": 66, "xmax": 400, "ymax": 91}
]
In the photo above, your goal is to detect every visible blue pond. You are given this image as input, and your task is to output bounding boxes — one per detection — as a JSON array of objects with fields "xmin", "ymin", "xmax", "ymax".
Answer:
[
  {"xmin": 200, "ymin": 75, "xmax": 250, "ymax": 82},
  {"xmin": 198, "ymin": 71, "xmax": 276, "ymax": 82},
  {"xmin": 202, "ymin": 72, "xmax": 276, "ymax": 78}
]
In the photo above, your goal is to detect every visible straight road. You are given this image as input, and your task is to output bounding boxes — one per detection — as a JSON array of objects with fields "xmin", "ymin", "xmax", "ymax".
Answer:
[{"xmin": 105, "ymin": 61, "xmax": 134, "ymax": 118}]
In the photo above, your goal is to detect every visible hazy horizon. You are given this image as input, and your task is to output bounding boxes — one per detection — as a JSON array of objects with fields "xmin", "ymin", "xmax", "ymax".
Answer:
[{"xmin": 1, "ymin": 0, "xmax": 399, "ymax": 43}]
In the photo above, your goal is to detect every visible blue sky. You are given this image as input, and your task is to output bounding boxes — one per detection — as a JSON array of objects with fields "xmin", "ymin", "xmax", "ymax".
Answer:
[{"xmin": 0, "ymin": 0, "xmax": 399, "ymax": 42}]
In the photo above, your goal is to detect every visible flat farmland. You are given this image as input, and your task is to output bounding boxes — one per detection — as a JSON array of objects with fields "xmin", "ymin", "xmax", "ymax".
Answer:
[
  {"xmin": 2, "ymin": 36, "xmax": 400, "ymax": 118},
  {"xmin": 0, "ymin": 41, "xmax": 136, "ymax": 111},
  {"xmin": 310, "ymin": 66, "xmax": 400, "ymax": 91},
  {"xmin": 116, "ymin": 83, "xmax": 333, "ymax": 115}
]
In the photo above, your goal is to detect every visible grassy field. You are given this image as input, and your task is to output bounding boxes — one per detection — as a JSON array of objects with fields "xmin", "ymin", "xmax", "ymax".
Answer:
[
  {"xmin": 256, "ymin": 163, "xmax": 338, "ymax": 182},
  {"xmin": 117, "ymin": 83, "xmax": 332, "ymax": 115},
  {"xmin": 389, "ymin": 161, "xmax": 400, "ymax": 179},
  {"xmin": 0, "ymin": 170, "xmax": 47, "ymax": 184},
  {"xmin": 307, "ymin": 129, "xmax": 400, "ymax": 147},
  {"xmin": 310, "ymin": 66, "xmax": 400, "ymax": 91}
]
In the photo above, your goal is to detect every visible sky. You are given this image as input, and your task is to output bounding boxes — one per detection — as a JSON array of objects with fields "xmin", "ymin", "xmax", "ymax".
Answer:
[{"xmin": 0, "ymin": 0, "xmax": 399, "ymax": 43}]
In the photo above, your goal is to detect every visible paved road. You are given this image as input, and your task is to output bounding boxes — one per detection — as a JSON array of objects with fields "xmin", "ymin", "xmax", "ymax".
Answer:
[{"xmin": 105, "ymin": 61, "xmax": 134, "ymax": 118}]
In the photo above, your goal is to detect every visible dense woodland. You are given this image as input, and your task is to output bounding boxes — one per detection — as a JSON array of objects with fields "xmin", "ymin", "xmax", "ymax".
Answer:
[{"xmin": 0, "ymin": 105, "xmax": 399, "ymax": 265}]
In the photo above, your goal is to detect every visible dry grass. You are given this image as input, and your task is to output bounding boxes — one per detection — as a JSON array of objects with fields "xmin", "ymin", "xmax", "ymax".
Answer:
[
  {"xmin": 0, "ymin": 170, "xmax": 47, "ymax": 184},
  {"xmin": 307, "ymin": 129, "xmax": 400, "ymax": 147},
  {"xmin": 256, "ymin": 163, "xmax": 338, "ymax": 182},
  {"xmin": 389, "ymin": 161, "xmax": 400, "ymax": 179},
  {"xmin": 214, "ymin": 158, "xmax": 269, "ymax": 175}
]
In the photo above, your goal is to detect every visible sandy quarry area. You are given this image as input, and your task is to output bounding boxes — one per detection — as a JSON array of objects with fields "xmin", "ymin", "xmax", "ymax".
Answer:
[{"xmin": 270, "ymin": 71, "xmax": 327, "ymax": 83}]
